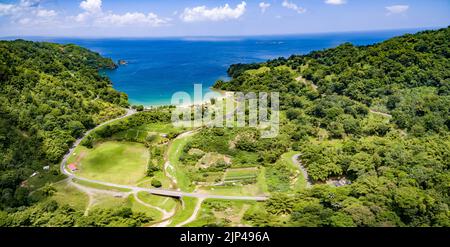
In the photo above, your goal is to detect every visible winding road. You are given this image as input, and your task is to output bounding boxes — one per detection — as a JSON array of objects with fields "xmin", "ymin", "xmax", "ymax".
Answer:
[{"xmin": 59, "ymin": 108, "xmax": 268, "ymax": 202}]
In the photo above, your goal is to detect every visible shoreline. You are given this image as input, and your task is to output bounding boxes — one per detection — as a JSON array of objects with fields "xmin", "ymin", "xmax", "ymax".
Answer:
[{"xmin": 142, "ymin": 86, "xmax": 232, "ymax": 110}]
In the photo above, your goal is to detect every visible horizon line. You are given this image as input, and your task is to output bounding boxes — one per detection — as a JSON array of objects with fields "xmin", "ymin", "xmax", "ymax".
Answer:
[{"xmin": 1, "ymin": 25, "xmax": 446, "ymax": 40}]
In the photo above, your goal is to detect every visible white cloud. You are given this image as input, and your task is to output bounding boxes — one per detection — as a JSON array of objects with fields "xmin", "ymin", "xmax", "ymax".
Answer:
[
  {"xmin": 282, "ymin": 0, "xmax": 306, "ymax": 14},
  {"xmin": 325, "ymin": 0, "xmax": 347, "ymax": 5},
  {"xmin": 36, "ymin": 9, "xmax": 56, "ymax": 18},
  {"xmin": 385, "ymin": 5, "xmax": 409, "ymax": 15},
  {"xmin": 259, "ymin": 2, "xmax": 271, "ymax": 13},
  {"xmin": 180, "ymin": 1, "xmax": 247, "ymax": 22},
  {"xmin": 0, "ymin": 0, "xmax": 58, "ymax": 26},
  {"xmin": 74, "ymin": 0, "xmax": 168, "ymax": 27},
  {"xmin": 0, "ymin": 4, "xmax": 16, "ymax": 16},
  {"xmin": 97, "ymin": 12, "xmax": 168, "ymax": 27},
  {"xmin": 80, "ymin": 0, "xmax": 102, "ymax": 13}
]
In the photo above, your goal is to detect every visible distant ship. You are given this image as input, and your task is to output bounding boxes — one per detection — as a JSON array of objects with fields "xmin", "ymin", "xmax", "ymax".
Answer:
[{"xmin": 118, "ymin": 59, "xmax": 128, "ymax": 65}]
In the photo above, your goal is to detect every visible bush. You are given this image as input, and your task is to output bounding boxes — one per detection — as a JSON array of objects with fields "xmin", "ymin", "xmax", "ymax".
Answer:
[{"xmin": 151, "ymin": 179, "xmax": 162, "ymax": 188}]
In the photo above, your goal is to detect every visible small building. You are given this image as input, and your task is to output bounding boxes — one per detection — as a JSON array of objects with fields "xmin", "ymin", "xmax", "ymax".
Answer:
[
  {"xmin": 43, "ymin": 166, "xmax": 50, "ymax": 170},
  {"xmin": 68, "ymin": 163, "xmax": 78, "ymax": 171}
]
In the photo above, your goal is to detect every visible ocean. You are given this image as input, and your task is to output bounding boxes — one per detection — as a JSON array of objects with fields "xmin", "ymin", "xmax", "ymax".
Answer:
[{"xmin": 17, "ymin": 29, "xmax": 426, "ymax": 106}]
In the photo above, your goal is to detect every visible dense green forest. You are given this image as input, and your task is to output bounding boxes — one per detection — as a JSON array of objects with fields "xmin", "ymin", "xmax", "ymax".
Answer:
[
  {"xmin": 0, "ymin": 27, "xmax": 449, "ymax": 227},
  {"xmin": 215, "ymin": 27, "xmax": 450, "ymax": 226},
  {"xmin": 0, "ymin": 40, "xmax": 128, "ymax": 210}
]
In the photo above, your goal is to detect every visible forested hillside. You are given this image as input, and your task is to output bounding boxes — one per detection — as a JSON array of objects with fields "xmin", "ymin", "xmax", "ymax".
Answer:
[
  {"xmin": 214, "ymin": 27, "xmax": 450, "ymax": 226},
  {"xmin": 0, "ymin": 40, "xmax": 128, "ymax": 209}
]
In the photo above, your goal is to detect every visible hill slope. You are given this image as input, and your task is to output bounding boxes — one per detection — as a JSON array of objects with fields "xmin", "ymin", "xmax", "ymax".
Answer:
[
  {"xmin": 0, "ymin": 40, "xmax": 128, "ymax": 209},
  {"xmin": 214, "ymin": 27, "xmax": 450, "ymax": 226}
]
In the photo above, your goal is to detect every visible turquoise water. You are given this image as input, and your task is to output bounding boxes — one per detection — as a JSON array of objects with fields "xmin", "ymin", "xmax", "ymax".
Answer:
[{"xmin": 24, "ymin": 29, "xmax": 424, "ymax": 106}]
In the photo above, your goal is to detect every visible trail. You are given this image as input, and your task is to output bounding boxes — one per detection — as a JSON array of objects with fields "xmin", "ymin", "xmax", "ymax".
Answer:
[
  {"xmin": 175, "ymin": 198, "xmax": 204, "ymax": 227},
  {"xmin": 295, "ymin": 76, "xmax": 318, "ymax": 91},
  {"xmin": 369, "ymin": 109, "xmax": 392, "ymax": 118},
  {"xmin": 133, "ymin": 193, "xmax": 173, "ymax": 220},
  {"xmin": 292, "ymin": 154, "xmax": 312, "ymax": 188}
]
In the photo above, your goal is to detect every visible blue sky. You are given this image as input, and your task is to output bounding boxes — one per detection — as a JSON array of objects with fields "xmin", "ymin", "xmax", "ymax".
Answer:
[{"xmin": 0, "ymin": 0, "xmax": 449, "ymax": 37}]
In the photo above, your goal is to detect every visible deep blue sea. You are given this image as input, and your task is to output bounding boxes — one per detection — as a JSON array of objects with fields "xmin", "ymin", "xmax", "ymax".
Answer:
[{"xmin": 14, "ymin": 29, "xmax": 427, "ymax": 106}]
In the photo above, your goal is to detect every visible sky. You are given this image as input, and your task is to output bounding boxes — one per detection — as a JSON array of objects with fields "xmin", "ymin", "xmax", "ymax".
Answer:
[{"xmin": 0, "ymin": 0, "xmax": 449, "ymax": 37}]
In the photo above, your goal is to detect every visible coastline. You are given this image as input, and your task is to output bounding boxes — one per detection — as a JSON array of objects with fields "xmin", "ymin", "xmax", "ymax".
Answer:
[{"xmin": 144, "ymin": 86, "xmax": 231, "ymax": 110}]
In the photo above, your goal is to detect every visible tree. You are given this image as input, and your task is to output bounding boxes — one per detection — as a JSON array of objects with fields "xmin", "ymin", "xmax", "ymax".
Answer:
[{"xmin": 151, "ymin": 179, "xmax": 162, "ymax": 188}]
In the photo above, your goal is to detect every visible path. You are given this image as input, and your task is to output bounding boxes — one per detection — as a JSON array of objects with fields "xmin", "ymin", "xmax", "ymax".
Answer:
[
  {"xmin": 162, "ymin": 129, "xmax": 199, "ymax": 188},
  {"xmin": 175, "ymin": 198, "xmax": 204, "ymax": 227},
  {"xmin": 369, "ymin": 109, "xmax": 392, "ymax": 118},
  {"xmin": 292, "ymin": 154, "xmax": 312, "ymax": 188},
  {"xmin": 296, "ymin": 76, "xmax": 318, "ymax": 91},
  {"xmin": 133, "ymin": 193, "xmax": 174, "ymax": 220}
]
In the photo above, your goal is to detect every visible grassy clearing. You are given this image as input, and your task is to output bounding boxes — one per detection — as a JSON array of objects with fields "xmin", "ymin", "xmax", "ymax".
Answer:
[
  {"xmin": 136, "ymin": 191, "xmax": 178, "ymax": 212},
  {"xmin": 52, "ymin": 181, "xmax": 89, "ymax": 210},
  {"xmin": 128, "ymin": 195, "xmax": 163, "ymax": 220},
  {"xmin": 169, "ymin": 197, "xmax": 198, "ymax": 226},
  {"xmin": 89, "ymin": 194, "xmax": 163, "ymax": 221},
  {"xmin": 91, "ymin": 193, "xmax": 129, "ymax": 209},
  {"xmin": 280, "ymin": 151, "xmax": 306, "ymax": 190},
  {"xmin": 72, "ymin": 179, "xmax": 132, "ymax": 192},
  {"xmin": 114, "ymin": 122, "xmax": 186, "ymax": 143},
  {"xmin": 186, "ymin": 199, "xmax": 256, "ymax": 227},
  {"xmin": 74, "ymin": 141, "xmax": 148, "ymax": 185},
  {"xmin": 224, "ymin": 168, "xmax": 259, "ymax": 183},
  {"xmin": 265, "ymin": 151, "xmax": 306, "ymax": 192},
  {"xmin": 168, "ymin": 135, "xmax": 195, "ymax": 192},
  {"xmin": 136, "ymin": 171, "xmax": 172, "ymax": 189},
  {"xmin": 198, "ymin": 183, "xmax": 265, "ymax": 196}
]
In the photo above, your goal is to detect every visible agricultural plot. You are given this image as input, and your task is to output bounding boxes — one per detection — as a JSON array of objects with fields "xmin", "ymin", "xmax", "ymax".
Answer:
[{"xmin": 223, "ymin": 168, "xmax": 259, "ymax": 184}]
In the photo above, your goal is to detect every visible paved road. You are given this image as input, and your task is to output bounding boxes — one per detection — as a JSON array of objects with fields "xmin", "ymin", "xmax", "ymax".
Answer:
[{"xmin": 60, "ymin": 108, "xmax": 268, "ymax": 202}]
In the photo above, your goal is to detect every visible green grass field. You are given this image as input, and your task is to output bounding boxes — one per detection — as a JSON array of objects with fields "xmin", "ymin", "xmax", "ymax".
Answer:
[
  {"xmin": 280, "ymin": 151, "xmax": 307, "ymax": 190},
  {"xmin": 168, "ymin": 135, "xmax": 195, "ymax": 192},
  {"xmin": 52, "ymin": 181, "xmax": 89, "ymax": 211},
  {"xmin": 186, "ymin": 199, "xmax": 256, "ymax": 227},
  {"xmin": 73, "ymin": 141, "xmax": 149, "ymax": 185},
  {"xmin": 136, "ymin": 171, "xmax": 172, "ymax": 189},
  {"xmin": 169, "ymin": 197, "xmax": 199, "ymax": 226},
  {"xmin": 72, "ymin": 179, "xmax": 132, "ymax": 192},
  {"xmin": 128, "ymin": 195, "xmax": 164, "ymax": 220},
  {"xmin": 136, "ymin": 191, "xmax": 178, "ymax": 212},
  {"xmin": 114, "ymin": 122, "xmax": 186, "ymax": 143},
  {"xmin": 224, "ymin": 168, "xmax": 259, "ymax": 183}
]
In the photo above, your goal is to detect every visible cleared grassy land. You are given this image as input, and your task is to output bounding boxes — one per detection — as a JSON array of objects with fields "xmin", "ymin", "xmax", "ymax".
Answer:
[
  {"xmin": 224, "ymin": 168, "xmax": 259, "ymax": 183},
  {"xmin": 89, "ymin": 194, "xmax": 163, "ymax": 221},
  {"xmin": 198, "ymin": 183, "xmax": 265, "ymax": 196},
  {"xmin": 74, "ymin": 141, "xmax": 149, "ymax": 185},
  {"xmin": 136, "ymin": 191, "xmax": 178, "ymax": 212},
  {"xmin": 186, "ymin": 199, "xmax": 256, "ymax": 227},
  {"xmin": 90, "ymin": 193, "xmax": 129, "ymax": 209},
  {"xmin": 280, "ymin": 151, "xmax": 307, "ymax": 190},
  {"xmin": 168, "ymin": 135, "xmax": 195, "ymax": 192},
  {"xmin": 52, "ymin": 181, "xmax": 89, "ymax": 210},
  {"xmin": 72, "ymin": 178, "xmax": 132, "ymax": 192},
  {"xmin": 136, "ymin": 171, "xmax": 172, "ymax": 189},
  {"xmin": 128, "ymin": 195, "xmax": 163, "ymax": 220},
  {"xmin": 114, "ymin": 122, "xmax": 186, "ymax": 143},
  {"xmin": 169, "ymin": 197, "xmax": 198, "ymax": 226}
]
